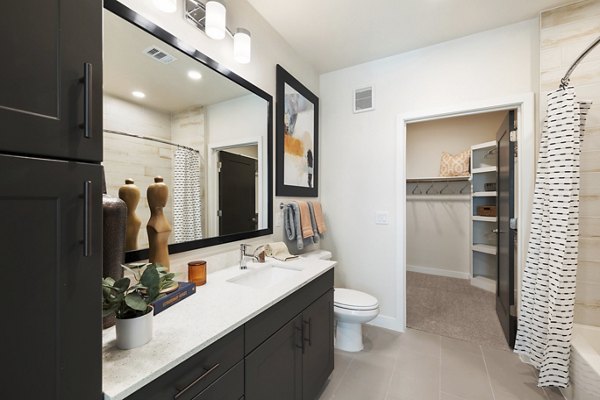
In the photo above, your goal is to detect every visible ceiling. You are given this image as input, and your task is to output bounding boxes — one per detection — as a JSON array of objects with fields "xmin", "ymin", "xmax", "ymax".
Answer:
[
  {"xmin": 104, "ymin": 10, "xmax": 250, "ymax": 113},
  {"xmin": 247, "ymin": 0, "xmax": 575, "ymax": 73}
]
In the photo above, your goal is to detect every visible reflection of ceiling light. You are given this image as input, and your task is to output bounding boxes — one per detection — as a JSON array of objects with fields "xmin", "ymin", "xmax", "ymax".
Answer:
[
  {"xmin": 132, "ymin": 91, "xmax": 146, "ymax": 98},
  {"xmin": 188, "ymin": 70, "xmax": 203, "ymax": 80},
  {"xmin": 153, "ymin": 0, "xmax": 177, "ymax": 13},
  {"xmin": 205, "ymin": 1, "xmax": 226, "ymax": 40},
  {"xmin": 234, "ymin": 28, "xmax": 251, "ymax": 64}
]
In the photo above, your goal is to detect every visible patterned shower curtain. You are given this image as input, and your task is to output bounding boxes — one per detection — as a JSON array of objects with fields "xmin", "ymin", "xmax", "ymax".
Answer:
[
  {"xmin": 514, "ymin": 87, "xmax": 591, "ymax": 387},
  {"xmin": 173, "ymin": 147, "xmax": 203, "ymax": 242}
]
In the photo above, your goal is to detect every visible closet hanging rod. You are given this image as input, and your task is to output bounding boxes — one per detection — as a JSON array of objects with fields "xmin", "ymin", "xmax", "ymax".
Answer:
[
  {"xmin": 560, "ymin": 35, "xmax": 600, "ymax": 89},
  {"xmin": 406, "ymin": 176, "xmax": 469, "ymax": 183},
  {"xmin": 103, "ymin": 129, "xmax": 200, "ymax": 154}
]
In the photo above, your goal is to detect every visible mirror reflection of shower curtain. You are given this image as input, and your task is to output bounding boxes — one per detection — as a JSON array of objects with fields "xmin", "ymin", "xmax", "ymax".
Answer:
[{"xmin": 173, "ymin": 147, "xmax": 203, "ymax": 242}]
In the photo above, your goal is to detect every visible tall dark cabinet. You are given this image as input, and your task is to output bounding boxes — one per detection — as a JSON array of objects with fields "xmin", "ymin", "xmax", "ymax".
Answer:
[{"xmin": 0, "ymin": 0, "xmax": 103, "ymax": 399}]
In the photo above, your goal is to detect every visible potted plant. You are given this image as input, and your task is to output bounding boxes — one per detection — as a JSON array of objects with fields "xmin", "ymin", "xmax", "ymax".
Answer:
[{"xmin": 102, "ymin": 263, "xmax": 176, "ymax": 349}]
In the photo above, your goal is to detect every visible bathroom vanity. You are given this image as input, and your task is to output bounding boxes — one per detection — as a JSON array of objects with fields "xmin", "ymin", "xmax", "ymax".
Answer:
[{"xmin": 103, "ymin": 258, "xmax": 335, "ymax": 400}]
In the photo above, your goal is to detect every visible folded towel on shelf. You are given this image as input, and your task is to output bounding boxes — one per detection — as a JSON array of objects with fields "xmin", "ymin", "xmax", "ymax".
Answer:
[
  {"xmin": 264, "ymin": 242, "xmax": 298, "ymax": 261},
  {"xmin": 282, "ymin": 202, "xmax": 304, "ymax": 250},
  {"xmin": 310, "ymin": 201, "xmax": 327, "ymax": 234},
  {"xmin": 296, "ymin": 201, "xmax": 314, "ymax": 239}
]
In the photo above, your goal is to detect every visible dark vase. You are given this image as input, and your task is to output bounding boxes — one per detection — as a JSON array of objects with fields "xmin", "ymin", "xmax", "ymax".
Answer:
[{"xmin": 102, "ymin": 171, "xmax": 127, "ymax": 329}]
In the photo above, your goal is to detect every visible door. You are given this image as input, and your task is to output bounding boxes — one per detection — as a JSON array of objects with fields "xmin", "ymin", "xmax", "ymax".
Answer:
[
  {"xmin": 302, "ymin": 290, "xmax": 334, "ymax": 400},
  {"xmin": 245, "ymin": 315, "xmax": 303, "ymax": 400},
  {"xmin": 0, "ymin": 155, "xmax": 103, "ymax": 399},
  {"xmin": 218, "ymin": 151, "xmax": 257, "ymax": 235},
  {"xmin": 0, "ymin": 0, "xmax": 102, "ymax": 162},
  {"xmin": 496, "ymin": 110, "xmax": 517, "ymax": 348}
]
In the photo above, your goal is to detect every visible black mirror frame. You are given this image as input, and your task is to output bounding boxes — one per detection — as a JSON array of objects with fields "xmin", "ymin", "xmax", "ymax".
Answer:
[{"xmin": 103, "ymin": 0, "xmax": 273, "ymax": 263}]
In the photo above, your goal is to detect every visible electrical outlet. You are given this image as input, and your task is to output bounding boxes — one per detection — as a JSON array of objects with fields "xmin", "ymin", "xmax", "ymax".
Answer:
[{"xmin": 375, "ymin": 211, "xmax": 389, "ymax": 225}]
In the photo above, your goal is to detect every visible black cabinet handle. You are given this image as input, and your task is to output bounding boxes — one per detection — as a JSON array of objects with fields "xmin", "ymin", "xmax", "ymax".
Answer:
[
  {"xmin": 83, "ymin": 180, "xmax": 92, "ymax": 257},
  {"xmin": 174, "ymin": 363, "xmax": 220, "ymax": 399},
  {"xmin": 79, "ymin": 63, "xmax": 93, "ymax": 138},
  {"xmin": 303, "ymin": 318, "xmax": 312, "ymax": 347}
]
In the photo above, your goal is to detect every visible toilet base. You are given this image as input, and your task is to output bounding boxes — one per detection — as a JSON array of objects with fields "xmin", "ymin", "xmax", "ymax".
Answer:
[{"xmin": 335, "ymin": 321, "xmax": 364, "ymax": 352}]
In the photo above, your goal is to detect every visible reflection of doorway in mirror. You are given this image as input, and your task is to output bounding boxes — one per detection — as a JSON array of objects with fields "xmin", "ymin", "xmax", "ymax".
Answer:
[{"xmin": 218, "ymin": 148, "xmax": 259, "ymax": 236}]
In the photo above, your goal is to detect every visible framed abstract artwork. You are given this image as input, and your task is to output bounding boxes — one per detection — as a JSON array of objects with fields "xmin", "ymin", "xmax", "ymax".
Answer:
[{"xmin": 276, "ymin": 64, "xmax": 319, "ymax": 197}]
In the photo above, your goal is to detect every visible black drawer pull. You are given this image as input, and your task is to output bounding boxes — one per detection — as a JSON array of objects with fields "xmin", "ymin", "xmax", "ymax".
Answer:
[
  {"xmin": 79, "ymin": 62, "xmax": 93, "ymax": 138},
  {"xmin": 174, "ymin": 363, "xmax": 220, "ymax": 399},
  {"xmin": 303, "ymin": 318, "xmax": 312, "ymax": 347},
  {"xmin": 83, "ymin": 180, "xmax": 92, "ymax": 257}
]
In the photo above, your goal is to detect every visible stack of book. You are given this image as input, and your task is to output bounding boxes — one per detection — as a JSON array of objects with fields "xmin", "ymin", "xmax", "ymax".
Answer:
[{"xmin": 152, "ymin": 281, "xmax": 196, "ymax": 315}]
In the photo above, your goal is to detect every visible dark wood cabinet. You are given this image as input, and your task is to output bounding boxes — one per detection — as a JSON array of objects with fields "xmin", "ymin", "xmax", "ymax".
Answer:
[
  {"xmin": 125, "ymin": 327, "xmax": 244, "ymax": 400},
  {"xmin": 0, "ymin": 0, "xmax": 103, "ymax": 162},
  {"xmin": 245, "ymin": 315, "xmax": 304, "ymax": 400},
  {"xmin": 302, "ymin": 290, "xmax": 334, "ymax": 400},
  {"xmin": 125, "ymin": 270, "xmax": 334, "ymax": 400},
  {"xmin": 0, "ymin": 154, "xmax": 103, "ymax": 400}
]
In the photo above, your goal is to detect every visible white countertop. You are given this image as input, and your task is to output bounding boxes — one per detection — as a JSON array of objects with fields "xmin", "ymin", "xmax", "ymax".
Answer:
[{"xmin": 102, "ymin": 256, "xmax": 336, "ymax": 400}]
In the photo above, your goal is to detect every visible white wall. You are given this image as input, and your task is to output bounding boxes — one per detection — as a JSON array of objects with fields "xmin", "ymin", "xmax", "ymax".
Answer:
[
  {"xmin": 112, "ymin": 0, "xmax": 319, "ymax": 279},
  {"xmin": 540, "ymin": 0, "xmax": 600, "ymax": 327},
  {"xmin": 320, "ymin": 19, "xmax": 539, "ymax": 328}
]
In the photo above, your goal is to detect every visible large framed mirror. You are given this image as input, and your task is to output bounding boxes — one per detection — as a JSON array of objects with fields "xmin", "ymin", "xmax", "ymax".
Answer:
[{"xmin": 103, "ymin": 0, "xmax": 273, "ymax": 262}]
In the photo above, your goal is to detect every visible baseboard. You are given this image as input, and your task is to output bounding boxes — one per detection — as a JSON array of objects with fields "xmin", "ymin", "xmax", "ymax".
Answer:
[
  {"xmin": 407, "ymin": 264, "xmax": 470, "ymax": 280},
  {"xmin": 367, "ymin": 314, "xmax": 405, "ymax": 332}
]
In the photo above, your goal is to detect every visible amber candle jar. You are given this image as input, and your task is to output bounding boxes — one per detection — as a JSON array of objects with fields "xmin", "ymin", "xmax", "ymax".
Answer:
[{"xmin": 188, "ymin": 260, "xmax": 207, "ymax": 286}]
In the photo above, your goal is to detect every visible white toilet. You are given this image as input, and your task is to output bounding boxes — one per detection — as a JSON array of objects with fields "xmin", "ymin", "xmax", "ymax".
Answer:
[
  {"xmin": 300, "ymin": 249, "xmax": 380, "ymax": 352},
  {"xmin": 333, "ymin": 288, "xmax": 379, "ymax": 352}
]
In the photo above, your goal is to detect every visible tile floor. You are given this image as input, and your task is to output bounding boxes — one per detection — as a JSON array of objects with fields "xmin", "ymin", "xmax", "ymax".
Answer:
[{"xmin": 318, "ymin": 325, "xmax": 564, "ymax": 400}]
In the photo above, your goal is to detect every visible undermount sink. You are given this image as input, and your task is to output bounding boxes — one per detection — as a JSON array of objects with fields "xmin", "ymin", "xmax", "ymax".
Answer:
[{"xmin": 227, "ymin": 263, "xmax": 300, "ymax": 289}]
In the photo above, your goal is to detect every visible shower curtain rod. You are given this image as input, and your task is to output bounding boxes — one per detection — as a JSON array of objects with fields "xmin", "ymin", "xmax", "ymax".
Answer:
[
  {"xmin": 560, "ymin": 35, "xmax": 600, "ymax": 89},
  {"xmin": 103, "ymin": 129, "xmax": 200, "ymax": 154}
]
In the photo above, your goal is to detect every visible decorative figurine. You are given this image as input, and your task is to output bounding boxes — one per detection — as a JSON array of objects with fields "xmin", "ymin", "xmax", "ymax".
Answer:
[
  {"xmin": 119, "ymin": 178, "xmax": 142, "ymax": 251},
  {"xmin": 147, "ymin": 176, "xmax": 172, "ymax": 270}
]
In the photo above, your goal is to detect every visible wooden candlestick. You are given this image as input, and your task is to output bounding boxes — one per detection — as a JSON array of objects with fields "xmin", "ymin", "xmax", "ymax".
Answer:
[
  {"xmin": 118, "ymin": 178, "xmax": 141, "ymax": 251},
  {"xmin": 147, "ymin": 176, "xmax": 172, "ymax": 270}
]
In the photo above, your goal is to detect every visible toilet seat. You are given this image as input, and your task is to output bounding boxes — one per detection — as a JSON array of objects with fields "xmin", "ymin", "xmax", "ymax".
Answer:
[{"xmin": 334, "ymin": 288, "xmax": 379, "ymax": 311}]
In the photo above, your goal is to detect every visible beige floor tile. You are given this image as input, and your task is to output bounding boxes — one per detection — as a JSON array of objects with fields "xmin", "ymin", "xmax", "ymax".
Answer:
[
  {"xmin": 440, "ymin": 392, "xmax": 467, "ymax": 400},
  {"xmin": 318, "ymin": 350, "xmax": 354, "ymax": 399},
  {"xmin": 482, "ymin": 346, "xmax": 548, "ymax": 400},
  {"xmin": 332, "ymin": 355, "xmax": 395, "ymax": 400},
  {"xmin": 397, "ymin": 328, "xmax": 442, "ymax": 359},
  {"xmin": 386, "ymin": 350, "xmax": 440, "ymax": 400},
  {"xmin": 441, "ymin": 337, "xmax": 494, "ymax": 400}
]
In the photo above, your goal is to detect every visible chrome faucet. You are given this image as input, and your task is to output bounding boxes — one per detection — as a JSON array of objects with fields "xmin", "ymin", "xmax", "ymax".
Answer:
[{"xmin": 240, "ymin": 244, "xmax": 258, "ymax": 269}]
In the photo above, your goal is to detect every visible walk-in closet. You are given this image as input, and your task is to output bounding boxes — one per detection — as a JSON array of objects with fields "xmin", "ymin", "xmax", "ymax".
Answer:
[{"xmin": 405, "ymin": 110, "xmax": 517, "ymax": 349}]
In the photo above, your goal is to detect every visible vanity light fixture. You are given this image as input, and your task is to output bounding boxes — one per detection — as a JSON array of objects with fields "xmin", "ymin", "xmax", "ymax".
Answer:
[
  {"xmin": 153, "ymin": 0, "xmax": 177, "ymax": 13},
  {"xmin": 187, "ymin": 70, "xmax": 203, "ymax": 80},
  {"xmin": 184, "ymin": 0, "xmax": 252, "ymax": 64},
  {"xmin": 132, "ymin": 91, "xmax": 146, "ymax": 99}
]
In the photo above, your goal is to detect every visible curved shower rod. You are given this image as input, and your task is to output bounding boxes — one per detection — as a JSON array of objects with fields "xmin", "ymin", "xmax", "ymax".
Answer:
[{"xmin": 560, "ymin": 35, "xmax": 600, "ymax": 89}]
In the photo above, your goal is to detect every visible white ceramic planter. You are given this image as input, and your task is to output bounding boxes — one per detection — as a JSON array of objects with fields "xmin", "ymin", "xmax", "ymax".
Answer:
[{"xmin": 115, "ymin": 307, "xmax": 154, "ymax": 350}]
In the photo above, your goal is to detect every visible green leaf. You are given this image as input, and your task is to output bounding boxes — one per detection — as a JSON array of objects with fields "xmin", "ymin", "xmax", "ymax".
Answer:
[
  {"xmin": 113, "ymin": 277, "xmax": 130, "ymax": 292},
  {"xmin": 140, "ymin": 264, "xmax": 160, "ymax": 289},
  {"xmin": 124, "ymin": 292, "xmax": 148, "ymax": 312}
]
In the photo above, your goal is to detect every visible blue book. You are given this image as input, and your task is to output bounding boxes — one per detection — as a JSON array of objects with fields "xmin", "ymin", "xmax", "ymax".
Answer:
[{"xmin": 152, "ymin": 281, "xmax": 196, "ymax": 315}]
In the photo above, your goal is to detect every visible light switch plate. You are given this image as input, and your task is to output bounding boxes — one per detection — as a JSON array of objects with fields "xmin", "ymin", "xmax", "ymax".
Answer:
[{"xmin": 375, "ymin": 211, "xmax": 389, "ymax": 225}]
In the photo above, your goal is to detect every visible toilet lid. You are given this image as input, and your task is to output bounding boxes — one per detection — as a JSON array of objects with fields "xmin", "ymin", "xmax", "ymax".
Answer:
[{"xmin": 334, "ymin": 288, "xmax": 379, "ymax": 310}]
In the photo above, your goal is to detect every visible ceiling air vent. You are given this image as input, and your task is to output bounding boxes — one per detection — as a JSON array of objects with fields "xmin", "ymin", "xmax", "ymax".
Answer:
[
  {"xmin": 353, "ymin": 86, "xmax": 374, "ymax": 113},
  {"xmin": 143, "ymin": 46, "xmax": 177, "ymax": 64}
]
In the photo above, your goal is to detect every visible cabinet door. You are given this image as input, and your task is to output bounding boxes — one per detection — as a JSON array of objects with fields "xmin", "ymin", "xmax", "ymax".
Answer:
[
  {"xmin": 302, "ymin": 290, "xmax": 334, "ymax": 400},
  {"xmin": 0, "ymin": 0, "xmax": 102, "ymax": 162},
  {"xmin": 245, "ymin": 315, "xmax": 303, "ymax": 400},
  {"xmin": 0, "ymin": 155, "xmax": 103, "ymax": 399}
]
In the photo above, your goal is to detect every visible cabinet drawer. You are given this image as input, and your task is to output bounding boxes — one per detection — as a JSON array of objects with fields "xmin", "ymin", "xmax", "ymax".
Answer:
[
  {"xmin": 126, "ymin": 326, "xmax": 243, "ymax": 400},
  {"xmin": 245, "ymin": 269, "xmax": 333, "ymax": 355},
  {"xmin": 192, "ymin": 361, "xmax": 244, "ymax": 400}
]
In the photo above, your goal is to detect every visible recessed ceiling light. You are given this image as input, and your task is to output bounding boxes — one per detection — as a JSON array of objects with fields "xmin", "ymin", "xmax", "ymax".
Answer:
[
  {"xmin": 132, "ymin": 91, "xmax": 146, "ymax": 99},
  {"xmin": 188, "ymin": 70, "xmax": 202, "ymax": 81}
]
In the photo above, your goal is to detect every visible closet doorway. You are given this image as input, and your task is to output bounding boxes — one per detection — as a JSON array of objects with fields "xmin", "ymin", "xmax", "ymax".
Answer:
[{"xmin": 399, "ymin": 100, "xmax": 529, "ymax": 349}]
